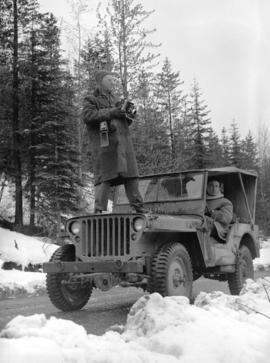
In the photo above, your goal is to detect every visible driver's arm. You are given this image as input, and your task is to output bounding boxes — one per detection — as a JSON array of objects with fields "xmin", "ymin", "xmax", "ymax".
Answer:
[{"xmin": 211, "ymin": 199, "xmax": 233, "ymax": 225}]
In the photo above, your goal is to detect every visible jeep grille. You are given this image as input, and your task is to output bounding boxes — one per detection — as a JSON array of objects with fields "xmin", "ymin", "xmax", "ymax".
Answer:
[{"xmin": 81, "ymin": 216, "xmax": 131, "ymax": 257}]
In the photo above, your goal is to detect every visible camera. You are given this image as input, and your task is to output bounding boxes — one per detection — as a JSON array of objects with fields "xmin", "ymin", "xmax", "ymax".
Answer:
[
  {"xmin": 100, "ymin": 121, "xmax": 109, "ymax": 147},
  {"xmin": 120, "ymin": 100, "xmax": 137, "ymax": 118}
]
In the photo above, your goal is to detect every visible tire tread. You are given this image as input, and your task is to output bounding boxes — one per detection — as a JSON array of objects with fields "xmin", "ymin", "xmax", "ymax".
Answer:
[{"xmin": 46, "ymin": 245, "xmax": 92, "ymax": 311}]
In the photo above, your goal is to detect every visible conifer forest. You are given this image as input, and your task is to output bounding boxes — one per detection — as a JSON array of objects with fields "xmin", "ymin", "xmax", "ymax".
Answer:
[{"xmin": 1, "ymin": 0, "xmax": 270, "ymax": 237}]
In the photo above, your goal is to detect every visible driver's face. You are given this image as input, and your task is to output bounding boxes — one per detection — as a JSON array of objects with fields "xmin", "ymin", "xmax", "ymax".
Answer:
[
  {"xmin": 101, "ymin": 75, "xmax": 120, "ymax": 93},
  {"xmin": 207, "ymin": 181, "xmax": 220, "ymax": 196}
]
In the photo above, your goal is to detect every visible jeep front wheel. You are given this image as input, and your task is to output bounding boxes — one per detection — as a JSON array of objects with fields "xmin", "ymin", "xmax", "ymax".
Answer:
[
  {"xmin": 46, "ymin": 245, "xmax": 92, "ymax": 311},
  {"xmin": 228, "ymin": 245, "xmax": 254, "ymax": 295},
  {"xmin": 149, "ymin": 243, "xmax": 193, "ymax": 299}
]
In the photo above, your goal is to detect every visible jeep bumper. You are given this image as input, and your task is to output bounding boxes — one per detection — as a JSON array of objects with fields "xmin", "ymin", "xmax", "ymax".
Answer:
[{"xmin": 43, "ymin": 260, "xmax": 144, "ymax": 274}]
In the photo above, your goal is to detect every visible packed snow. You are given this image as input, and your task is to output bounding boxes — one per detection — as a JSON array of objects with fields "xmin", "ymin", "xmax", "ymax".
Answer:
[
  {"xmin": 254, "ymin": 238, "xmax": 270, "ymax": 271},
  {"xmin": 0, "ymin": 269, "xmax": 46, "ymax": 299},
  {"xmin": 0, "ymin": 227, "xmax": 58, "ymax": 268},
  {"xmin": 0, "ymin": 227, "xmax": 58, "ymax": 298},
  {"xmin": 0, "ymin": 278, "xmax": 270, "ymax": 363}
]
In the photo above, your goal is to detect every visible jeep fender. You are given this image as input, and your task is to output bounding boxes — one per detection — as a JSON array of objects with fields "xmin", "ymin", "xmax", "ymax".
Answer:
[{"xmin": 226, "ymin": 223, "xmax": 259, "ymax": 259}]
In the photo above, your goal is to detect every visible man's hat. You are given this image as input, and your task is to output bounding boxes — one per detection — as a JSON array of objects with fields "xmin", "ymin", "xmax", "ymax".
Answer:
[{"xmin": 94, "ymin": 69, "xmax": 118, "ymax": 84}]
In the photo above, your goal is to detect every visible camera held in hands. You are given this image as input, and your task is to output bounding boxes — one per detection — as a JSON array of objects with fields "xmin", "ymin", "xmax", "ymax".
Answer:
[
  {"xmin": 119, "ymin": 99, "xmax": 137, "ymax": 122},
  {"xmin": 100, "ymin": 99, "xmax": 137, "ymax": 147}
]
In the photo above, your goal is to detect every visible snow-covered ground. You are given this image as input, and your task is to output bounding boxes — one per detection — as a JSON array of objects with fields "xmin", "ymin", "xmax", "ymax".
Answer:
[
  {"xmin": 0, "ymin": 278, "xmax": 270, "ymax": 363},
  {"xmin": 0, "ymin": 229, "xmax": 270, "ymax": 362},
  {"xmin": 254, "ymin": 238, "xmax": 270, "ymax": 271},
  {"xmin": 0, "ymin": 227, "xmax": 58, "ymax": 298},
  {"xmin": 0, "ymin": 269, "xmax": 47, "ymax": 299},
  {"xmin": 0, "ymin": 180, "xmax": 31, "ymax": 224},
  {"xmin": 0, "ymin": 227, "xmax": 58, "ymax": 268}
]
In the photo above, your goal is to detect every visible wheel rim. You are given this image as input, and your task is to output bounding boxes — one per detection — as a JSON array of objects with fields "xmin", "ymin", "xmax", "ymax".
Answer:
[
  {"xmin": 167, "ymin": 258, "xmax": 187, "ymax": 296},
  {"xmin": 61, "ymin": 274, "xmax": 90, "ymax": 306}
]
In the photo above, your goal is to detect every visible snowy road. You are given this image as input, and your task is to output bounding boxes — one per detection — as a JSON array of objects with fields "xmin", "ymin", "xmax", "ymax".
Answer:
[
  {"xmin": 1, "ymin": 271, "xmax": 269, "ymax": 335},
  {"xmin": 0, "ymin": 286, "xmax": 145, "ymax": 335}
]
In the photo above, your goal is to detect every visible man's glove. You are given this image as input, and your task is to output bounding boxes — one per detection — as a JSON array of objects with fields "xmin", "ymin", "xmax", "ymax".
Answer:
[{"xmin": 109, "ymin": 107, "xmax": 126, "ymax": 120}]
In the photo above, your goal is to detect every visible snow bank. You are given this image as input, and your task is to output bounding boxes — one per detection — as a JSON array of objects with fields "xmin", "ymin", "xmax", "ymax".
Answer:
[
  {"xmin": 0, "ymin": 227, "xmax": 58, "ymax": 298},
  {"xmin": 254, "ymin": 239, "xmax": 270, "ymax": 271},
  {"xmin": 0, "ymin": 269, "xmax": 46, "ymax": 299},
  {"xmin": 1, "ymin": 278, "xmax": 270, "ymax": 363},
  {"xmin": 0, "ymin": 227, "xmax": 58, "ymax": 269}
]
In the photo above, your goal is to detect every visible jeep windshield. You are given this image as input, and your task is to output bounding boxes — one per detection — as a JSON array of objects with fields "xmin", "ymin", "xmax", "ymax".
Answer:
[{"xmin": 116, "ymin": 172, "xmax": 204, "ymax": 204}]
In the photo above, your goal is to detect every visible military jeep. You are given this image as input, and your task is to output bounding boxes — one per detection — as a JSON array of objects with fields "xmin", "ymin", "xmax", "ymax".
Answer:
[{"xmin": 43, "ymin": 167, "xmax": 259, "ymax": 311}]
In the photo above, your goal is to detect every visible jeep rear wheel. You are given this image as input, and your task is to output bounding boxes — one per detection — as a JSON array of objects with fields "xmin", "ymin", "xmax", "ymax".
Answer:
[
  {"xmin": 149, "ymin": 243, "xmax": 193, "ymax": 299},
  {"xmin": 228, "ymin": 245, "xmax": 254, "ymax": 295},
  {"xmin": 46, "ymin": 245, "xmax": 92, "ymax": 311}
]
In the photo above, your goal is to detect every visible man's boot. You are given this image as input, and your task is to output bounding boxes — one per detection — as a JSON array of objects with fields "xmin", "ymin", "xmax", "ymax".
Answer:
[
  {"xmin": 135, "ymin": 206, "xmax": 150, "ymax": 213},
  {"xmin": 94, "ymin": 208, "xmax": 103, "ymax": 214}
]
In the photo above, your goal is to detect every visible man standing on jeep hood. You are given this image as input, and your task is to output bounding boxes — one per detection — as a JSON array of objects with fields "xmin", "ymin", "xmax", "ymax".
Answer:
[{"xmin": 82, "ymin": 70, "xmax": 147, "ymax": 213}]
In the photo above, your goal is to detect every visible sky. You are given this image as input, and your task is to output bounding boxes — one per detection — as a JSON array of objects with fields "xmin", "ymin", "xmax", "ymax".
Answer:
[{"xmin": 38, "ymin": 0, "xmax": 270, "ymax": 137}]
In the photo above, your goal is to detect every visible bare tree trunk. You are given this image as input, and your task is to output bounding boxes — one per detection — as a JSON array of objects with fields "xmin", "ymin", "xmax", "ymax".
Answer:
[
  {"xmin": 167, "ymin": 93, "xmax": 175, "ymax": 161},
  {"xmin": 12, "ymin": 0, "xmax": 23, "ymax": 230},
  {"xmin": 68, "ymin": 0, "xmax": 89, "ymax": 209},
  {"xmin": 77, "ymin": 10, "xmax": 83, "ymax": 182},
  {"xmin": 0, "ymin": 172, "xmax": 7, "ymax": 204},
  {"xmin": 121, "ymin": 2, "xmax": 128, "ymax": 98},
  {"xmin": 29, "ymin": 29, "xmax": 36, "ymax": 230}
]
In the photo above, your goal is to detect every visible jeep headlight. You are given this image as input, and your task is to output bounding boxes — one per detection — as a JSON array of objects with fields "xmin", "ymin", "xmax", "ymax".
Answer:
[
  {"xmin": 69, "ymin": 221, "xmax": 81, "ymax": 235},
  {"xmin": 133, "ymin": 217, "xmax": 146, "ymax": 232}
]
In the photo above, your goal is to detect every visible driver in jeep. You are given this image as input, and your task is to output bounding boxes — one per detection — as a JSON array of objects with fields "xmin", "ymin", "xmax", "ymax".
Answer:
[{"xmin": 205, "ymin": 179, "xmax": 233, "ymax": 241}]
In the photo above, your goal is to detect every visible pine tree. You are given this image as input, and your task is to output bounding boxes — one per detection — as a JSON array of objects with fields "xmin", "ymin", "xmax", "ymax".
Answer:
[
  {"xmin": 174, "ymin": 96, "xmax": 193, "ymax": 170},
  {"xmin": 0, "ymin": 2, "xmax": 82, "ymax": 234},
  {"xmin": 97, "ymin": 0, "xmax": 160, "ymax": 98},
  {"xmin": 229, "ymin": 120, "xmax": 242, "ymax": 167},
  {"xmin": 207, "ymin": 127, "xmax": 223, "ymax": 167},
  {"xmin": 0, "ymin": 0, "xmax": 42, "ymax": 229},
  {"xmin": 66, "ymin": 0, "xmax": 89, "ymax": 192},
  {"xmin": 154, "ymin": 58, "xmax": 184, "ymax": 165},
  {"xmin": 33, "ymin": 14, "xmax": 81, "ymax": 235},
  {"xmin": 241, "ymin": 131, "xmax": 258, "ymax": 170},
  {"xmin": 186, "ymin": 79, "xmax": 211, "ymax": 169},
  {"xmin": 19, "ymin": 4, "xmax": 48, "ymax": 229},
  {"xmin": 11, "ymin": 0, "xmax": 24, "ymax": 229},
  {"xmin": 0, "ymin": 0, "xmax": 13, "ymax": 181},
  {"xmin": 256, "ymin": 123, "xmax": 270, "ymax": 235},
  {"xmin": 221, "ymin": 127, "xmax": 230, "ymax": 165},
  {"xmin": 132, "ymin": 69, "xmax": 171, "ymax": 174}
]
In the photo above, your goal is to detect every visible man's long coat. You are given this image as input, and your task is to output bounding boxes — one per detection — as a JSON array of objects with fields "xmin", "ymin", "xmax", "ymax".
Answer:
[
  {"xmin": 207, "ymin": 196, "xmax": 233, "ymax": 240},
  {"xmin": 82, "ymin": 89, "xmax": 139, "ymax": 185}
]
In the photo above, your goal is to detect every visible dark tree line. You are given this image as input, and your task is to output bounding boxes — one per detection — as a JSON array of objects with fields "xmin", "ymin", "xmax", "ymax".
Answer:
[
  {"xmin": 0, "ymin": 0, "xmax": 80, "ymax": 235},
  {"xmin": 0, "ymin": 0, "xmax": 270, "ymax": 236}
]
